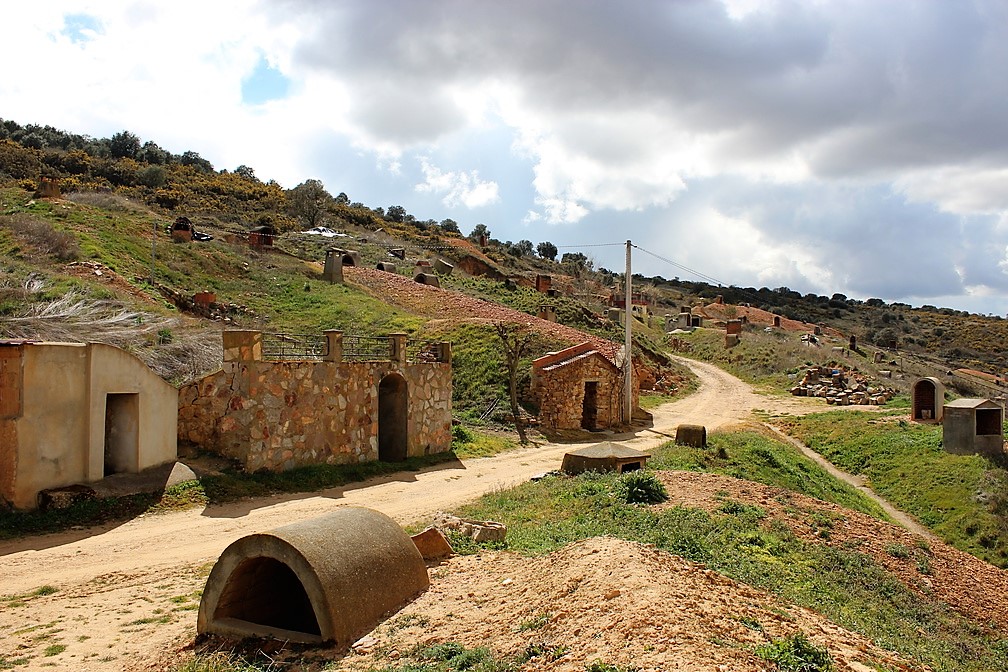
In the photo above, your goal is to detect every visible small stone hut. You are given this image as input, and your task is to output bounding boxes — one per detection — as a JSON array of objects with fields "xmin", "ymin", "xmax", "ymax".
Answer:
[
  {"xmin": 942, "ymin": 398, "xmax": 1004, "ymax": 456},
  {"xmin": 178, "ymin": 330, "xmax": 453, "ymax": 471},
  {"xmin": 1, "ymin": 341, "xmax": 178, "ymax": 509},
  {"xmin": 530, "ymin": 342, "xmax": 639, "ymax": 431},
  {"xmin": 911, "ymin": 377, "xmax": 946, "ymax": 421}
]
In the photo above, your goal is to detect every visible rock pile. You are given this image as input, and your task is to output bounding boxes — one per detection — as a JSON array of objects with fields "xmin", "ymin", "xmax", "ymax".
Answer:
[{"xmin": 791, "ymin": 366, "xmax": 895, "ymax": 406}]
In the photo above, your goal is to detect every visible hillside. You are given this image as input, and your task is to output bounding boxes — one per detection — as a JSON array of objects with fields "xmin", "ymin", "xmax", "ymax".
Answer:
[{"xmin": 3, "ymin": 118, "xmax": 1007, "ymax": 384}]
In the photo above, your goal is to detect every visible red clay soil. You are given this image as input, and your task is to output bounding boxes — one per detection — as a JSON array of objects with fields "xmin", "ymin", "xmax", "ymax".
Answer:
[
  {"xmin": 328, "ymin": 536, "xmax": 917, "ymax": 672},
  {"xmin": 697, "ymin": 301, "xmax": 844, "ymax": 338},
  {"xmin": 345, "ymin": 266, "xmax": 620, "ymax": 359},
  {"xmin": 657, "ymin": 470, "xmax": 1008, "ymax": 633}
]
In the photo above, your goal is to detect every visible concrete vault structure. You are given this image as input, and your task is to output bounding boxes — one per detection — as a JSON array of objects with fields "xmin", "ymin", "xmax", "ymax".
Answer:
[
  {"xmin": 0, "ymin": 341, "xmax": 178, "ymax": 509},
  {"xmin": 561, "ymin": 442, "xmax": 648, "ymax": 474},
  {"xmin": 198, "ymin": 507, "xmax": 429, "ymax": 645},
  {"xmin": 912, "ymin": 377, "xmax": 946, "ymax": 421},
  {"xmin": 942, "ymin": 398, "xmax": 1005, "ymax": 456}
]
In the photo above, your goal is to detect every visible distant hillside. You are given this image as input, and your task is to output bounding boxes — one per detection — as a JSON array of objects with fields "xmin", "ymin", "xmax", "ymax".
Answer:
[{"xmin": 1, "ymin": 116, "xmax": 1005, "ymax": 391}]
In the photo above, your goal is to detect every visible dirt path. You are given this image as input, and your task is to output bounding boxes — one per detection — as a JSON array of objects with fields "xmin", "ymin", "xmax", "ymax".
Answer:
[{"xmin": 0, "ymin": 359, "xmax": 914, "ymax": 671}]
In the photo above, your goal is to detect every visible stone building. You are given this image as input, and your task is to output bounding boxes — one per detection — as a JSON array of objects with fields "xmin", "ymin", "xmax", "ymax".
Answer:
[
  {"xmin": 530, "ymin": 342, "xmax": 639, "ymax": 431},
  {"xmin": 178, "ymin": 330, "xmax": 452, "ymax": 472},
  {"xmin": 1, "ymin": 341, "xmax": 178, "ymax": 509},
  {"xmin": 942, "ymin": 398, "xmax": 1004, "ymax": 456}
]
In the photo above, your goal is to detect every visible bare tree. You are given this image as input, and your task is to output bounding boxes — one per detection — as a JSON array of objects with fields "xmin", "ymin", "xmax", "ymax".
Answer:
[{"xmin": 494, "ymin": 321, "xmax": 535, "ymax": 444}]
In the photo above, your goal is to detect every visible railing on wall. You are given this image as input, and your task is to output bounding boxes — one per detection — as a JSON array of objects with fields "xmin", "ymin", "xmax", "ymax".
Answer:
[
  {"xmin": 261, "ymin": 332, "xmax": 328, "ymax": 361},
  {"xmin": 343, "ymin": 334, "xmax": 393, "ymax": 361},
  {"xmin": 229, "ymin": 330, "xmax": 450, "ymax": 364},
  {"xmin": 406, "ymin": 338, "xmax": 442, "ymax": 363}
]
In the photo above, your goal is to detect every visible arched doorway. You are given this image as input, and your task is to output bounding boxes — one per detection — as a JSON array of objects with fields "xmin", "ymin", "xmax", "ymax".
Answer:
[
  {"xmin": 378, "ymin": 373, "xmax": 408, "ymax": 461},
  {"xmin": 912, "ymin": 377, "xmax": 945, "ymax": 421}
]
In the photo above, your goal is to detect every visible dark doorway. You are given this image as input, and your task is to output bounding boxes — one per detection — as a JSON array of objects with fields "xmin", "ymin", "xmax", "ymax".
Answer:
[
  {"xmin": 977, "ymin": 408, "xmax": 1002, "ymax": 436},
  {"xmin": 342, "ymin": 254, "xmax": 356, "ymax": 266},
  {"xmin": 378, "ymin": 373, "xmax": 408, "ymax": 461},
  {"xmin": 213, "ymin": 556, "xmax": 321, "ymax": 637},
  {"xmin": 581, "ymin": 381, "xmax": 598, "ymax": 430},
  {"xmin": 104, "ymin": 393, "xmax": 139, "ymax": 476},
  {"xmin": 913, "ymin": 379, "xmax": 937, "ymax": 420}
]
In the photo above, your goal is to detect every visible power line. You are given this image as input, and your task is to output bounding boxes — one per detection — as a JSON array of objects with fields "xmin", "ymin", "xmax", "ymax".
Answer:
[
  {"xmin": 554, "ymin": 242, "xmax": 626, "ymax": 249},
  {"xmin": 632, "ymin": 245, "xmax": 726, "ymax": 287}
]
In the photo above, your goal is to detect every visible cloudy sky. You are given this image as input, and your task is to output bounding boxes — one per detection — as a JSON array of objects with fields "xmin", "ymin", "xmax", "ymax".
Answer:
[{"xmin": 4, "ymin": 1, "xmax": 1008, "ymax": 315}]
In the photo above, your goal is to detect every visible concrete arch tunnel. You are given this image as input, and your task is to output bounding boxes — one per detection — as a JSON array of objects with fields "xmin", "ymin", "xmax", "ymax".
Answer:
[{"xmin": 197, "ymin": 508, "xmax": 429, "ymax": 646}]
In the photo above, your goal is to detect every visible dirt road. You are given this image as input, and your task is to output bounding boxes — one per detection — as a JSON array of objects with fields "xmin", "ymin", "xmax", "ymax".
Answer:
[{"xmin": 0, "ymin": 359, "xmax": 870, "ymax": 670}]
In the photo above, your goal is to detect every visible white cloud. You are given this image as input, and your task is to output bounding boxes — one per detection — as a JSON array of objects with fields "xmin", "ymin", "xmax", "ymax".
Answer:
[
  {"xmin": 414, "ymin": 159, "xmax": 499, "ymax": 208},
  {"xmin": 5, "ymin": 0, "xmax": 1008, "ymax": 313}
]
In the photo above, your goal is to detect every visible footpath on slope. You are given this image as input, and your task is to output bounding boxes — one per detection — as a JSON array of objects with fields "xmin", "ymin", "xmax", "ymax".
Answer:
[{"xmin": 0, "ymin": 359, "xmax": 992, "ymax": 671}]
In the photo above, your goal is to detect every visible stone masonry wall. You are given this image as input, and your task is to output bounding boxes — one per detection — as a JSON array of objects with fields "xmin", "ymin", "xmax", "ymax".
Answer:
[
  {"xmin": 533, "ymin": 355, "xmax": 624, "ymax": 430},
  {"xmin": 178, "ymin": 360, "xmax": 451, "ymax": 471}
]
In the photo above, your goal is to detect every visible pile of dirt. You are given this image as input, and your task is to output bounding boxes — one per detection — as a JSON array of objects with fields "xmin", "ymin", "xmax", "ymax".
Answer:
[{"xmin": 318, "ymin": 536, "xmax": 915, "ymax": 672}]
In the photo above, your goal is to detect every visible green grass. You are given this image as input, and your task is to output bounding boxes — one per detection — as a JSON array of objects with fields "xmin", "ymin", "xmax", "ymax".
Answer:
[
  {"xmin": 451, "ymin": 467, "xmax": 1006, "ymax": 672},
  {"xmin": 42, "ymin": 644, "xmax": 65, "ymax": 657},
  {"xmin": 675, "ymin": 327, "xmax": 823, "ymax": 390},
  {"xmin": 450, "ymin": 425, "xmax": 518, "ymax": 459},
  {"xmin": 417, "ymin": 320, "xmax": 567, "ymax": 418},
  {"xmin": 756, "ymin": 633, "xmax": 833, "ymax": 671},
  {"xmin": 779, "ymin": 411, "xmax": 1008, "ymax": 566},
  {"xmin": 648, "ymin": 430, "xmax": 887, "ymax": 519}
]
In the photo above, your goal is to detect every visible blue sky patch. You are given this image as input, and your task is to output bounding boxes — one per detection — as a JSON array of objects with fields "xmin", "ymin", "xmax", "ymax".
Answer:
[
  {"xmin": 61, "ymin": 14, "xmax": 103, "ymax": 44},
  {"xmin": 241, "ymin": 56, "xmax": 291, "ymax": 105}
]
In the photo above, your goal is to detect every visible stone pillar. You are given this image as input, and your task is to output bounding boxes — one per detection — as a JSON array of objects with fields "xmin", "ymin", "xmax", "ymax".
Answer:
[
  {"xmin": 223, "ymin": 330, "xmax": 262, "ymax": 362},
  {"xmin": 389, "ymin": 333, "xmax": 408, "ymax": 364},
  {"xmin": 323, "ymin": 330, "xmax": 343, "ymax": 364}
]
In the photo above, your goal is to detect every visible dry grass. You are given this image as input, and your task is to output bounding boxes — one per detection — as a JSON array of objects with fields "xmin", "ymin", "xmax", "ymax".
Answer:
[
  {"xmin": 0, "ymin": 213, "xmax": 79, "ymax": 261},
  {"xmin": 65, "ymin": 191, "xmax": 150, "ymax": 214},
  {"xmin": 0, "ymin": 284, "xmax": 222, "ymax": 383}
]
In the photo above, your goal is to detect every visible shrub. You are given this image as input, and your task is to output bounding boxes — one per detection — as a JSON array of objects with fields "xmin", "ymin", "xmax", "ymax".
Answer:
[
  {"xmin": 0, "ymin": 213, "xmax": 79, "ymax": 261},
  {"xmin": 756, "ymin": 633, "xmax": 833, "ymax": 671},
  {"xmin": 616, "ymin": 472, "xmax": 668, "ymax": 505}
]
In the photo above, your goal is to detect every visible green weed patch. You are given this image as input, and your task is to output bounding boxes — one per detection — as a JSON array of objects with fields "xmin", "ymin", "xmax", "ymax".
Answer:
[{"xmin": 780, "ymin": 411, "xmax": 1008, "ymax": 566}]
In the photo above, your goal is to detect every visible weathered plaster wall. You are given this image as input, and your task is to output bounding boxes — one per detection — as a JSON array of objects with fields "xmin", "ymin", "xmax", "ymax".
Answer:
[
  {"xmin": 178, "ymin": 360, "xmax": 452, "ymax": 471},
  {"xmin": 86, "ymin": 343, "xmax": 178, "ymax": 480},
  {"xmin": 7, "ymin": 344, "xmax": 90, "ymax": 508},
  {"xmin": 943, "ymin": 403, "xmax": 1005, "ymax": 456},
  {"xmin": 0, "ymin": 342, "xmax": 178, "ymax": 509}
]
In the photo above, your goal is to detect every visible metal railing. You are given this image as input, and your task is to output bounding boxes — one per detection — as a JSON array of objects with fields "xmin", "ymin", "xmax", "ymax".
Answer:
[
  {"xmin": 262, "ymin": 332, "xmax": 328, "ymax": 360},
  {"xmin": 257, "ymin": 331, "xmax": 446, "ymax": 363},
  {"xmin": 406, "ymin": 338, "xmax": 442, "ymax": 363},
  {"xmin": 343, "ymin": 334, "xmax": 392, "ymax": 361}
]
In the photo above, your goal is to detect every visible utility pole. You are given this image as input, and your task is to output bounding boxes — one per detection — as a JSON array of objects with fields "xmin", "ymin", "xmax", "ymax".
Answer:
[
  {"xmin": 151, "ymin": 219, "xmax": 156, "ymax": 286},
  {"xmin": 624, "ymin": 240, "xmax": 633, "ymax": 423}
]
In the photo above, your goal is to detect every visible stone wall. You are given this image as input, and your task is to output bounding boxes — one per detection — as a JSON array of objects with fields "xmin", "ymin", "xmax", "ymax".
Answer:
[
  {"xmin": 178, "ymin": 330, "xmax": 452, "ymax": 472},
  {"xmin": 178, "ymin": 359, "xmax": 451, "ymax": 471},
  {"xmin": 531, "ymin": 345, "xmax": 639, "ymax": 431}
]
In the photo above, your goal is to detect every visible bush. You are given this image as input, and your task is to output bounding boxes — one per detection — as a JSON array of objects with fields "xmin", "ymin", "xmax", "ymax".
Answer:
[
  {"xmin": 616, "ymin": 472, "xmax": 668, "ymax": 505},
  {"xmin": 756, "ymin": 633, "xmax": 833, "ymax": 671},
  {"xmin": 0, "ymin": 213, "xmax": 79, "ymax": 261}
]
